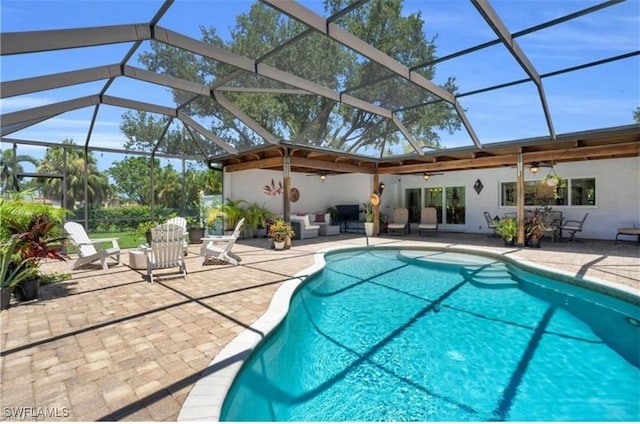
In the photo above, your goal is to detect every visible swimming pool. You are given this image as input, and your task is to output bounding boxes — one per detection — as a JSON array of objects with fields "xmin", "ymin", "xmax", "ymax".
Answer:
[{"xmin": 220, "ymin": 249, "xmax": 640, "ymax": 421}]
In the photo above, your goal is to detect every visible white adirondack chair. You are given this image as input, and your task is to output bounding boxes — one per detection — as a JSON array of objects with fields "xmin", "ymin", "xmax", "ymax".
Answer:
[
  {"xmin": 145, "ymin": 223, "xmax": 188, "ymax": 283},
  {"xmin": 200, "ymin": 218, "xmax": 245, "ymax": 266},
  {"xmin": 64, "ymin": 222, "xmax": 121, "ymax": 271},
  {"xmin": 166, "ymin": 216, "xmax": 189, "ymax": 255}
]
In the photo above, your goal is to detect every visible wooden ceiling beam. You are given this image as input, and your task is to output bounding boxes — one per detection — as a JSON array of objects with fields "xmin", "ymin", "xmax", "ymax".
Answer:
[
  {"xmin": 522, "ymin": 141, "xmax": 639, "ymax": 163},
  {"xmin": 378, "ymin": 141, "xmax": 639, "ymax": 174},
  {"xmin": 225, "ymin": 156, "xmax": 283, "ymax": 172},
  {"xmin": 306, "ymin": 151, "xmax": 327, "ymax": 159},
  {"xmin": 379, "ymin": 154, "xmax": 519, "ymax": 174},
  {"xmin": 291, "ymin": 157, "xmax": 374, "ymax": 174}
]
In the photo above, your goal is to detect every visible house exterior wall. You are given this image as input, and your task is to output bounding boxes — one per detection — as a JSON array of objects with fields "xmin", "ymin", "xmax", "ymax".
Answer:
[
  {"xmin": 224, "ymin": 169, "xmax": 373, "ymax": 216},
  {"xmin": 224, "ymin": 156, "xmax": 639, "ymax": 241}
]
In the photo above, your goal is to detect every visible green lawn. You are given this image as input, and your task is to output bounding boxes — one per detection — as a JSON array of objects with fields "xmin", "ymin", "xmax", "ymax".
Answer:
[
  {"xmin": 65, "ymin": 231, "xmax": 144, "ymax": 253},
  {"xmin": 90, "ymin": 231, "xmax": 144, "ymax": 249}
]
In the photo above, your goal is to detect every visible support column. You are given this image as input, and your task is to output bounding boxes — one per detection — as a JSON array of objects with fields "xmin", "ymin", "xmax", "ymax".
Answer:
[
  {"xmin": 516, "ymin": 152, "xmax": 525, "ymax": 246},
  {"xmin": 283, "ymin": 155, "xmax": 291, "ymax": 222},
  {"xmin": 373, "ymin": 174, "xmax": 380, "ymax": 236}
]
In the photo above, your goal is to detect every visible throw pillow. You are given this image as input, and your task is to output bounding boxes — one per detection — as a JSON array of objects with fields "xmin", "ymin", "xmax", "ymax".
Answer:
[{"xmin": 315, "ymin": 213, "xmax": 325, "ymax": 223}]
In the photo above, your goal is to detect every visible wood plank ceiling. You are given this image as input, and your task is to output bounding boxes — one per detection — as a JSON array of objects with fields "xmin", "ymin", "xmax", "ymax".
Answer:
[{"xmin": 217, "ymin": 125, "xmax": 640, "ymax": 176}]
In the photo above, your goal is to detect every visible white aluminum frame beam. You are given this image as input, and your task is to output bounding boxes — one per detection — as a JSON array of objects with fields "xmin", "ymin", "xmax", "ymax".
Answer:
[
  {"xmin": 1, "ymin": 95, "xmax": 100, "ymax": 129},
  {"xmin": 177, "ymin": 111, "xmax": 238, "ymax": 155},
  {"xmin": 0, "ymin": 21, "xmax": 405, "ymax": 149},
  {"xmin": 101, "ymin": 95, "xmax": 177, "ymax": 117},
  {"xmin": 213, "ymin": 92, "xmax": 279, "ymax": 145},
  {"xmin": 122, "ymin": 65, "xmax": 211, "ymax": 97},
  {"xmin": 0, "ymin": 24, "xmax": 152, "ymax": 55},
  {"xmin": 471, "ymin": 0, "xmax": 555, "ymax": 139},
  {"xmin": 259, "ymin": 0, "xmax": 481, "ymax": 149},
  {"xmin": 1, "ymin": 65, "xmax": 122, "ymax": 98}
]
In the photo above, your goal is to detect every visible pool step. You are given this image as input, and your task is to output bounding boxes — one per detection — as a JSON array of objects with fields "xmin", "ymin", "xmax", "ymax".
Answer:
[{"xmin": 460, "ymin": 263, "xmax": 518, "ymax": 289}]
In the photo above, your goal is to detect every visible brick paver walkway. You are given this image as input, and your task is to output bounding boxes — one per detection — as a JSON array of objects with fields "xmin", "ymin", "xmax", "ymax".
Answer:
[{"xmin": 1, "ymin": 233, "xmax": 638, "ymax": 421}]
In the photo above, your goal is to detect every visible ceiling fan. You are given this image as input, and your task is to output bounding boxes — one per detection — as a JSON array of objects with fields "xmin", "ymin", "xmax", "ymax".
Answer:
[
  {"xmin": 306, "ymin": 171, "xmax": 336, "ymax": 181},
  {"xmin": 420, "ymin": 172, "xmax": 444, "ymax": 181},
  {"xmin": 528, "ymin": 161, "xmax": 554, "ymax": 174}
]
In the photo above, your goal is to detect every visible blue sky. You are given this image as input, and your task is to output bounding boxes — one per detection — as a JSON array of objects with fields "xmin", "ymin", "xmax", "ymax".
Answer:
[{"xmin": 1, "ymin": 0, "xmax": 638, "ymax": 172}]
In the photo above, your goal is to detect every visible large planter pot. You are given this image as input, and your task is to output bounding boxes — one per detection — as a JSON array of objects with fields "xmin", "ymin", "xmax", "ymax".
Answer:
[
  {"xmin": 364, "ymin": 222, "xmax": 374, "ymax": 237},
  {"xmin": 274, "ymin": 241, "xmax": 285, "ymax": 250},
  {"xmin": 528, "ymin": 237, "xmax": 542, "ymax": 248},
  {"xmin": 14, "ymin": 279, "xmax": 40, "ymax": 302},
  {"xmin": 1, "ymin": 287, "xmax": 12, "ymax": 310},
  {"xmin": 188, "ymin": 227, "xmax": 205, "ymax": 244}
]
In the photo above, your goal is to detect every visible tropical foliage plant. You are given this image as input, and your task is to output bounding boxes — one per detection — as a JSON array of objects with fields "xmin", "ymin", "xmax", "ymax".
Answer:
[{"xmin": 267, "ymin": 219, "xmax": 295, "ymax": 243}]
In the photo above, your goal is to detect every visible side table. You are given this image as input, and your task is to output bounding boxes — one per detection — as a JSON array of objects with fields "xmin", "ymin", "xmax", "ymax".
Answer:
[
  {"xmin": 319, "ymin": 224, "xmax": 340, "ymax": 236},
  {"xmin": 129, "ymin": 249, "xmax": 148, "ymax": 270}
]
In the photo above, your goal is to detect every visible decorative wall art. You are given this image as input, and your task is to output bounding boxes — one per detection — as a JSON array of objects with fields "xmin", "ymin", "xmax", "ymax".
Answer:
[
  {"xmin": 264, "ymin": 179, "xmax": 284, "ymax": 196},
  {"xmin": 290, "ymin": 188, "xmax": 300, "ymax": 202},
  {"xmin": 473, "ymin": 179, "xmax": 484, "ymax": 195}
]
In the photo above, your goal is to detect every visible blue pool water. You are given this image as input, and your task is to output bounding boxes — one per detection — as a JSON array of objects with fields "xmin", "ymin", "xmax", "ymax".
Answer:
[{"xmin": 221, "ymin": 249, "xmax": 640, "ymax": 421}]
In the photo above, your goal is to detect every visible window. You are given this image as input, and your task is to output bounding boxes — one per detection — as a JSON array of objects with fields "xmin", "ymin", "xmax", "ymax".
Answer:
[
  {"xmin": 446, "ymin": 186, "xmax": 465, "ymax": 224},
  {"xmin": 404, "ymin": 188, "xmax": 422, "ymax": 223},
  {"xmin": 424, "ymin": 187, "xmax": 443, "ymax": 224},
  {"xmin": 500, "ymin": 181, "xmax": 568, "ymax": 206},
  {"xmin": 571, "ymin": 178, "xmax": 596, "ymax": 205}
]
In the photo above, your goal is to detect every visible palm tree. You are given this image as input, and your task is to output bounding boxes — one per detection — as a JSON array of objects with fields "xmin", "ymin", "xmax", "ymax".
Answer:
[
  {"xmin": 1, "ymin": 148, "xmax": 39, "ymax": 193},
  {"xmin": 35, "ymin": 140, "xmax": 111, "ymax": 210},
  {"xmin": 154, "ymin": 164, "xmax": 181, "ymax": 208}
]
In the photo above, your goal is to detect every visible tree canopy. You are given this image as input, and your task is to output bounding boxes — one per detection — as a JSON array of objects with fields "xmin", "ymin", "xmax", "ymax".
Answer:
[
  {"xmin": 35, "ymin": 140, "xmax": 111, "ymax": 210},
  {"xmin": 136, "ymin": 0, "xmax": 460, "ymax": 156}
]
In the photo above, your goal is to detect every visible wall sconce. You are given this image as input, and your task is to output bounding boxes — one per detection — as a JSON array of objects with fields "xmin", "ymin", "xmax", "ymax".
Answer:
[
  {"xmin": 423, "ymin": 172, "xmax": 430, "ymax": 181},
  {"xmin": 378, "ymin": 182, "xmax": 385, "ymax": 196},
  {"xmin": 530, "ymin": 163, "xmax": 539, "ymax": 174},
  {"xmin": 319, "ymin": 172, "xmax": 326, "ymax": 181}
]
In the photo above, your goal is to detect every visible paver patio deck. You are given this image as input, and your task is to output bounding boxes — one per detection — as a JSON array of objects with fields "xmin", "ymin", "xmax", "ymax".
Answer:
[{"xmin": 1, "ymin": 232, "xmax": 638, "ymax": 421}]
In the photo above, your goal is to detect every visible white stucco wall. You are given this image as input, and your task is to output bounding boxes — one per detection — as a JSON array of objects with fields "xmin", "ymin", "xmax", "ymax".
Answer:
[
  {"xmin": 224, "ymin": 169, "xmax": 373, "ymax": 216},
  {"xmin": 223, "ymin": 156, "xmax": 639, "ymax": 240}
]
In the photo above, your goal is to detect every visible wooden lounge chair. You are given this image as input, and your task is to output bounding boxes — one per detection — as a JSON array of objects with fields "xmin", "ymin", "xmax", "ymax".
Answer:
[
  {"xmin": 200, "ymin": 218, "xmax": 245, "ymax": 266},
  {"xmin": 418, "ymin": 207, "xmax": 438, "ymax": 236},
  {"xmin": 145, "ymin": 223, "xmax": 187, "ymax": 283},
  {"xmin": 64, "ymin": 222, "xmax": 121, "ymax": 271}
]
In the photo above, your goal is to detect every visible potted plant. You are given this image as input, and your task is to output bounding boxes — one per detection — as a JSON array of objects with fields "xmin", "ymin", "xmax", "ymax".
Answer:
[
  {"xmin": 379, "ymin": 213, "xmax": 388, "ymax": 234},
  {"xmin": 135, "ymin": 220, "xmax": 157, "ymax": 245},
  {"xmin": 495, "ymin": 217, "xmax": 517, "ymax": 245},
  {"xmin": 326, "ymin": 206, "xmax": 338, "ymax": 225},
  {"xmin": 0, "ymin": 237, "xmax": 39, "ymax": 309},
  {"xmin": 268, "ymin": 219, "xmax": 294, "ymax": 250},
  {"xmin": 525, "ymin": 207, "xmax": 548, "ymax": 248},
  {"xmin": 363, "ymin": 201, "xmax": 375, "ymax": 237},
  {"xmin": 208, "ymin": 198, "xmax": 247, "ymax": 235},
  {"xmin": 245, "ymin": 202, "xmax": 273, "ymax": 238},
  {"xmin": 187, "ymin": 190, "xmax": 207, "ymax": 242},
  {"xmin": 3, "ymin": 213, "xmax": 68, "ymax": 302},
  {"xmin": 541, "ymin": 172, "xmax": 567, "ymax": 199}
]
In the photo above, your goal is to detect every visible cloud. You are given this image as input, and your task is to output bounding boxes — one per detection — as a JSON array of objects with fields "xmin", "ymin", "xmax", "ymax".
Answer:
[
  {"xmin": 521, "ymin": 21, "xmax": 638, "ymax": 53},
  {"xmin": 0, "ymin": 96, "xmax": 53, "ymax": 113}
]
